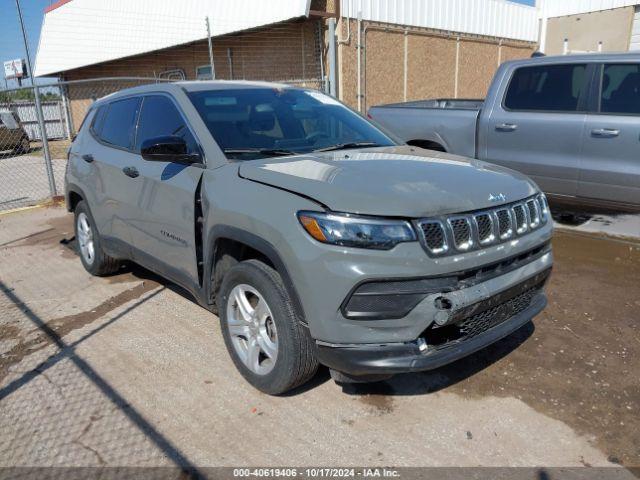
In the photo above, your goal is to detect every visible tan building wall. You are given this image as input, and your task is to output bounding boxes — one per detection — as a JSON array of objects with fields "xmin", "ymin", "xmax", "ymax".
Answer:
[
  {"xmin": 545, "ymin": 6, "xmax": 634, "ymax": 55},
  {"xmin": 62, "ymin": 20, "xmax": 323, "ymax": 129},
  {"xmin": 338, "ymin": 19, "xmax": 535, "ymax": 111}
]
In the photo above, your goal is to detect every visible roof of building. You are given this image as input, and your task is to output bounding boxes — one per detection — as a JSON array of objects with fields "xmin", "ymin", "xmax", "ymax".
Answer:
[
  {"xmin": 34, "ymin": 0, "xmax": 540, "ymax": 78},
  {"xmin": 539, "ymin": 0, "xmax": 639, "ymax": 19},
  {"xmin": 34, "ymin": 0, "xmax": 311, "ymax": 77}
]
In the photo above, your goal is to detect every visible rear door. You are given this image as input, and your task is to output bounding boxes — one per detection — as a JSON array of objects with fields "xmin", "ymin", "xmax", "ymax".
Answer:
[
  {"xmin": 578, "ymin": 62, "xmax": 640, "ymax": 207},
  {"xmin": 127, "ymin": 94, "xmax": 204, "ymax": 287},
  {"xmin": 88, "ymin": 96, "xmax": 142, "ymax": 249},
  {"xmin": 483, "ymin": 63, "xmax": 590, "ymax": 197}
]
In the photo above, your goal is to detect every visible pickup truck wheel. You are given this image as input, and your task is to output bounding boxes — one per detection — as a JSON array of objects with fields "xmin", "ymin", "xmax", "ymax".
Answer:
[
  {"xmin": 219, "ymin": 259, "xmax": 318, "ymax": 394},
  {"xmin": 74, "ymin": 201, "xmax": 121, "ymax": 276}
]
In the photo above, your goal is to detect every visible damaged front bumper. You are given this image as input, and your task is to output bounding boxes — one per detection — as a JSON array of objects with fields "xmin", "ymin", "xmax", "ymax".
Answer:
[{"xmin": 317, "ymin": 264, "xmax": 551, "ymax": 376}]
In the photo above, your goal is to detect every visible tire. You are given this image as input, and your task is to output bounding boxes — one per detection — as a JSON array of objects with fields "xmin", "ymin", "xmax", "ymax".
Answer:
[
  {"xmin": 219, "ymin": 259, "xmax": 318, "ymax": 395},
  {"xmin": 12, "ymin": 136, "xmax": 29, "ymax": 155},
  {"xmin": 74, "ymin": 200, "xmax": 121, "ymax": 276},
  {"xmin": 18, "ymin": 136, "xmax": 30, "ymax": 154}
]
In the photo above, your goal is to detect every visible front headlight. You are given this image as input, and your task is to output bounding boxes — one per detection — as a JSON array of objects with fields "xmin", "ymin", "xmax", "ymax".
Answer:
[
  {"xmin": 538, "ymin": 192, "xmax": 550, "ymax": 220},
  {"xmin": 297, "ymin": 211, "xmax": 416, "ymax": 250}
]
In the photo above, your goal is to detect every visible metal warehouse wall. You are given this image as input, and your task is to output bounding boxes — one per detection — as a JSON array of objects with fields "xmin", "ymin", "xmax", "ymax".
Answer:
[{"xmin": 338, "ymin": 19, "xmax": 534, "ymax": 111}]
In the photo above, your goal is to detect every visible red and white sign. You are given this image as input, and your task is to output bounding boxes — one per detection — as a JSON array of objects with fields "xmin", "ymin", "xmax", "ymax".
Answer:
[{"xmin": 3, "ymin": 59, "xmax": 26, "ymax": 79}]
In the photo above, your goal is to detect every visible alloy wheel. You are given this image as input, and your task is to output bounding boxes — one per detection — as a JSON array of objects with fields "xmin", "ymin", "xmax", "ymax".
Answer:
[{"xmin": 226, "ymin": 284, "xmax": 278, "ymax": 375}]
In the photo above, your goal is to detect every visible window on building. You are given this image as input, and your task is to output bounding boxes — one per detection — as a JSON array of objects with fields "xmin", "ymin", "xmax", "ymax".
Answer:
[
  {"xmin": 99, "ymin": 97, "xmax": 141, "ymax": 149},
  {"xmin": 600, "ymin": 63, "xmax": 640, "ymax": 115},
  {"xmin": 196, "ymin": 65, "xmax": 213, "ymax": 81},
  {"xmin": 504, "ymin": 64, "xmax": 588, "ymax": 112},
  {"xmin": 135, "ymin": 95, "xmax": 198, "ymax": 152}
]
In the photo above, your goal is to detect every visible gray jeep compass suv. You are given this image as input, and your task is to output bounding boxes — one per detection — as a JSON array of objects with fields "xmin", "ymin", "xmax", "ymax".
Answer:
[{"xmin": 65, "ymin": 81, "xmax": 553, "ymax": 394}]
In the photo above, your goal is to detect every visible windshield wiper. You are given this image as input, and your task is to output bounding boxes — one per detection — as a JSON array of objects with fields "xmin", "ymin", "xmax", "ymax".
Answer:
[
  {"xmin": 223, "ymin": 148, "xmax": 298, "ymax": 157},
  {"xmin": 313, "ymin": 142, "xmax": 381, "ymax": 152}
]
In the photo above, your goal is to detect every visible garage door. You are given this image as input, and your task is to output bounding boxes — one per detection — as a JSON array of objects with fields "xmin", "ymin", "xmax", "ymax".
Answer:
[{"xmin": 630, "ymin": 6, "xmax": 640, "ymax": 50}]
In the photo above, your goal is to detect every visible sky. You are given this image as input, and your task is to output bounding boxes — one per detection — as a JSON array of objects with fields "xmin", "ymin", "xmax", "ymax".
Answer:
[{"xmin": 1, "ymin": 0, "xmax": 536, "ymax": 88}]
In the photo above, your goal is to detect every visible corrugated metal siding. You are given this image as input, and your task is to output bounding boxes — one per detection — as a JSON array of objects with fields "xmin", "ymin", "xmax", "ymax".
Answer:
[
  {"xmin": 34, "ymin": 0, "xmax": 309, "ymax": 77},
  {"xmin": 539, "ymin": 0, "xmax": 639, "ymax": 18},
  {"xmin": 631, "ymin": 5, "xmax": 640, "ymax": 49},
  {"xmin": 341, "ymin": 0, "xmax": 538, "ymax": 42}
]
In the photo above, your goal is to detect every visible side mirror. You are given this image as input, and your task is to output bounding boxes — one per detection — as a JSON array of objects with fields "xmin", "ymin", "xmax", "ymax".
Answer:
[{"xmin": 140, "ymin": 135, "xmax": 201, "ymax": 164}]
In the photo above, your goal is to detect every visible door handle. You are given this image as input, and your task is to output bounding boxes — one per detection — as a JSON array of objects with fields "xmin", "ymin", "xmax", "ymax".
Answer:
[
  {"xmin": 82, "ymin": 154, "xmax": 94, "ymax": 163},
  {"xmin": 591, "ymin": 128, "xmax": 619, "ymax": 138},
  {"xmin": 495, "ymin": 123, "xmax": 518, "ymax": 132},
  {"xmin": 122, "ymin": 166, "xmax": 139, "ymax": 178}
]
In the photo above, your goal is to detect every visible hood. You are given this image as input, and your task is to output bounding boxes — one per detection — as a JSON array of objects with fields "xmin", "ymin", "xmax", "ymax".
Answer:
[{"xmin": 238, "ymin": 146, "xmax": 538, "ymax": 217}]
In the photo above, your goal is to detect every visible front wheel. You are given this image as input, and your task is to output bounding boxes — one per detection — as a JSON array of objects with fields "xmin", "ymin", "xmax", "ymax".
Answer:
[{"xmin": 219, "ymin": 259, "xmax": 318, "ymax": 394}]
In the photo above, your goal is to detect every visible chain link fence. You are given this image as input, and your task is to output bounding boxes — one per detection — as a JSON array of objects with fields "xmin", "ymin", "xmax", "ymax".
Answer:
[
  {"xmin": 0, "ymin": 78, "xmax": 175, "ymax": 212},
  {"xmin": 0, "ymin": 73, "xmax": 328, "ymax": 213}
]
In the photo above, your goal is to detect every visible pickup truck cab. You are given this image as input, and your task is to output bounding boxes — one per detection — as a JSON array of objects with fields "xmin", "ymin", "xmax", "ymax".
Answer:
[
  {"xmin": 66, "ymin": 81, "xmax": 553, "ymax": 394},
  {"xmin": 369, "ymin": 53, "xmax": 640, "ymax": 212}
]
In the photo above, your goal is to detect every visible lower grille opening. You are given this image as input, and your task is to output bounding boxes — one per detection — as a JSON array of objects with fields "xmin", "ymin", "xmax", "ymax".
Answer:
[{"xmin": 421, "ymin": 282, "xmax": 545, "ymax": 351}]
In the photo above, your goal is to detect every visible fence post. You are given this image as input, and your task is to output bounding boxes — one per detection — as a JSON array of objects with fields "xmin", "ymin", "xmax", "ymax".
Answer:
[
  {"xmin": 60, "ymin": 84, "xmax": 73, "ymax": 139},
  {"xmin": 14, "ymin": 0, "xmax": 57, "ymax": 197},
  {"xmin": 328, "ymin": 17, "xmax": 338, "ymax": 97},
  {"xmin": 206, "ymin": 16, "xmax": 216, "ymax": 79}
]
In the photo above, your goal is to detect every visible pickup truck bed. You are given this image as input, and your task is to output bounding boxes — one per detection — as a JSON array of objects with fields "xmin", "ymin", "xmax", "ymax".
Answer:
[{"xmin": 370, "ymin": 99, "xmax": 483, "ymax": 158}]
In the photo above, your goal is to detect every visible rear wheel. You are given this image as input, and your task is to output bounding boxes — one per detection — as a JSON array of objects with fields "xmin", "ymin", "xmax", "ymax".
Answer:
[
  {"xmin": 74, "ymin": 201, "xmax": 121, "ymax": 276},
  {"xmin": 19, "ymin": 136, "xmax": 30, "ymax": 154},
  {"xmin": 13, "ymin": 136, "xmax": 29, "ymax": 155},
  {"xmin": 219, "ymin": 259, "xmax": 318, "ymax": 394}
]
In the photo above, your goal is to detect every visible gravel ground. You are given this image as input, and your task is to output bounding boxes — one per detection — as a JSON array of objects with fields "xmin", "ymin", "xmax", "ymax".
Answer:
[
  {"xmin": 0, "ymin": 152, "xmax": 66, "ymax": 211},
  {"xmin": 0, "ymin": 206, "xmax": 638, "ymax": 473}
]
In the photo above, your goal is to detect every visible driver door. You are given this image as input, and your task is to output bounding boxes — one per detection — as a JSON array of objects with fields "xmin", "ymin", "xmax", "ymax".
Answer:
[{"xmin": 127, "ymin": 94, "xmax": 204, "ymax": 287}]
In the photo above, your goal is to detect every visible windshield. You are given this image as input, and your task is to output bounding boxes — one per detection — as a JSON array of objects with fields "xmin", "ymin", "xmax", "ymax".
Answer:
[{"xmin": 187, "ymin": 88, "xmax": 396, "ymax": 159}]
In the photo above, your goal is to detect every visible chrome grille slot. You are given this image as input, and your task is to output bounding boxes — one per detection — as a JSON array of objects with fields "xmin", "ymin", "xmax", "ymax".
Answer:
[
  {"xmin": 526, "ymin": 199, "xmax": 540, "ymax": 228},
  {"xmin": 416, "ymin": 194, "xmax": 547, "ymax": 257},
  {"xmin": 474, "ymin": 213, "xmax": 495, "ymax": 245},
  {"xmin": 495, "ymin": 209, "xmax": 513, "ymax": 239},
  {"xmin": 420, "ymin": 221, "xmax": 448, "ymax": 254},
  {"xmin": 448, "ymin": 217, "xmax": 473, "ymax": 251},
  {"xmin": 512, "ymin": 204, "xmax": 528, "ymax": 234}
]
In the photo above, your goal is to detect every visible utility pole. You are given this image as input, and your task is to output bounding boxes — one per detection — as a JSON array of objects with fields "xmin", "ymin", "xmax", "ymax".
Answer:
[
  {"xmin": 205, "ymin": 16, "xmax": 216, "ymax": 80},
  {"xmin": 15, "ymin": 0, "xmax": 57, "ymax": 196}
]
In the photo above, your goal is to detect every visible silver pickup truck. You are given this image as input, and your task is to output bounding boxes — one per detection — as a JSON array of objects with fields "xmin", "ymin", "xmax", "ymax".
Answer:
[{"xmin": 369, "ymin": 53, "xmax": 640, "ymax": 212}]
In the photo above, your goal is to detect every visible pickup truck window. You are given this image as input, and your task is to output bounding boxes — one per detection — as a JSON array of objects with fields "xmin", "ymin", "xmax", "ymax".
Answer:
[
  {"xmin": 135, "ymin": 95, "xmax": 198, "ymax": 153},
  {"xmin": 504, "ymin": 64, "xmax": 587, "ymax": 112},
  {"xmin": 99, "ymin": 97, "xmax": 141, "ymax": 149},
  {"xmin": 187, "ymin": 88, "xmax": 395, "ymax": 159},
  {"xmin": 600, "ymin": 63, "xmax": 640, "ymax": 115}
]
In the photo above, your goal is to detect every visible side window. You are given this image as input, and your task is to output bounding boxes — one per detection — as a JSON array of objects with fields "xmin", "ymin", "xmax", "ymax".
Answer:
[
  {"xmin": 135, "ymin": 95, "xmax": 198, "ymax": 153},
  {"xmin": 600, "ymin": 63, "xmax": 640, "ymax": 115},
  {"xmin": 505, "ymin": 64, "xmax": 588, "ymax": 112},
  {"xmin": 99, "ymin": 97, "xmax": 141, "ymax": 149}
]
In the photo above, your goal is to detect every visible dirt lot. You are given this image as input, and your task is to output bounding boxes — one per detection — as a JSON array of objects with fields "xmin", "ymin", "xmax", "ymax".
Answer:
[{"xmin": 0, "ymin": 206, "xmax": 638, "ymax": 472}]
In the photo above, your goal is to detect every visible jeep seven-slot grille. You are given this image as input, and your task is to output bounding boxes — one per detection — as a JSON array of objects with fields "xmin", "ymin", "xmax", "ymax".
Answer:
[
  {"xmin": 416, "ymin": 194, "xmax": 548, "ymax": 257},
  {"xmin": 496, "ymin": 209, "xmax": 512, "ymax": 239}
]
